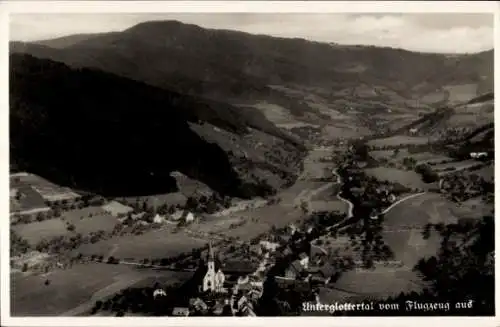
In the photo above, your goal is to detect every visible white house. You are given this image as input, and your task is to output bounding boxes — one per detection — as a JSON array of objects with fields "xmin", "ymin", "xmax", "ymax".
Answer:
[
  {"xmin": 153, "ymin": 214, "xmax": 165, "ymax": 224},
  {"xmin": 470, "ymin": 152, "xmax": 488, "ymax": 159},
  {"xmin": 185, "ymin": 212, "xmax": 195, "ymax": 223},
  {"xmin": 409, "ymin": 128, "xmax": 418, "ymax": 134},
  {"xmin": 299, "ymin": 253, "xmax": 309, "ymax": 270},
  {"xmin": 259, "ymin": 240, "xmax": 280, "ymax": 252}
]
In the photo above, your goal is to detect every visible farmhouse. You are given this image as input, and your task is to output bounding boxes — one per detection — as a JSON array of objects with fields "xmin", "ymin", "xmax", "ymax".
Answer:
[
  {"xmin": 153, "ymin": 214, "xmax": 165, "ymax": 224},
  {"xmin": 469, "ymin": 152, "xmax": 488, "ymax": 159}
]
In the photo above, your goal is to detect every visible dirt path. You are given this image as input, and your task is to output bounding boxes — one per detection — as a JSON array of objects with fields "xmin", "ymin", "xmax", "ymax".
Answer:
[
  {"xmin": 381, "ymin": 192, "xmax": 427, "ymax": 215},
  {"xmin": 59, "ymin": 274, "xmax": 146, "ymax": 316}
]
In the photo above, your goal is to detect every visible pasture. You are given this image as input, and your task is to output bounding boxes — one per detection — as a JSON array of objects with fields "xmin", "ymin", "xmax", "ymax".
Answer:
[
  {"xmin": 14, "ymin": 208, "xmax": 119, "ymax": 245},
  {"xmin": 11, "ymin": 263, "xmax": 192, "ymax": 316},
  {"xmin": 367, "ymin": 135, "xmax": 430, "ymax": 147},
  {"xmin": 74, "ymin": 229, "xmax": 206, "ymax": 259},
  {"xmin": 363, "ymin": 167, "xmax": 427, "ymax": 189}
]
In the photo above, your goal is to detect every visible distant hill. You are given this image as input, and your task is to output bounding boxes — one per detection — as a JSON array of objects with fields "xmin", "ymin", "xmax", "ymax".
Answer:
[
  {"xmin": 10, "ymin": 20, "xmax": 494, "ymax": 125},
  {"xmin": 10, "ymin": 54, "xmax": 303, "ymax": 198}
]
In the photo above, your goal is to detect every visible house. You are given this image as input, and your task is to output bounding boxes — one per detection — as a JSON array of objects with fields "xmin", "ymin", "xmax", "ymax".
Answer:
[
  {"xmin": 284, "ymin": 260, "xmax": 305, "ymax": 279},
  {"xmin": 409, "ymin": 128, "xmax": 418, "ymax": 134},
  {"xmin": 172, "ymin": 307, "xmax": 190, "ymax": 316},
  {"xmin": 171, "ymin": 210, "xmax": 185, "ymax": 221},
  {"xmin": 153, "ymin": 288, "xmax": 167, "ymax": 298},
  {"xmin": 259, "ymin": 240, "xmax": 280, "ymax": 252},
  {"xmin": 307, "ymin": 264, "xmax": 336, "ymax": 285},
  {"xmin": 221, "ymin": 261, "xmax": 257, "ymax": 276},
  {"xmin": 189, "ymin": 297, "xmax": 208, "ymax": 312},
  {"xmin": 299, "ymin": 253, "xmax": 309, "ymax": 270},
  {"xmin": 153, "ymin": 214, "xmax": 165, "ymax": 224},
  {"xmin": 470, "ymin": 152, "xmax": 488, "ymax": 159},
  {"xmin": 388, "ymin": 194, "xmax": 397, "ymax": 203}
]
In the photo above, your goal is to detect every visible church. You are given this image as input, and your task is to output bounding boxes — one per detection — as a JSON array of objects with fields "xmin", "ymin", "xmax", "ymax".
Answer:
[{"xmin": 198, "ymin": 242, "xmax": 226, "ymax": 293}]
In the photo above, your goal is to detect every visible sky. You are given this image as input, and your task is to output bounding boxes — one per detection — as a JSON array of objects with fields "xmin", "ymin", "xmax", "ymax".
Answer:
[{"xmin": 9, "ymin": 13, "xmax": 494, "ymax": 54}]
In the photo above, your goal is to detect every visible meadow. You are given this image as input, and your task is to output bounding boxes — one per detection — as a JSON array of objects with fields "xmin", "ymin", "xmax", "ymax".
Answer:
[
  {"xmin": 363, "ymin": 167, "xmax": 427, "ymax": 190},
  {"xmin": 11, "ymin": 263, "xmax": 192, "ymax": 316},
  {"xmin": 13, "ymin": 207, "xmax": 119, "ymax": 245},
  {"xmin": 74, "ymin": 229, "xmax": 206, "ymax": 259}
]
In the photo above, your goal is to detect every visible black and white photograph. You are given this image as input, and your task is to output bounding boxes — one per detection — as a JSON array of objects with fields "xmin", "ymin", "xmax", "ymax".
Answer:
[{"xmin": 2, "ymin": 0, "xmax": 497, "ymax": 323}]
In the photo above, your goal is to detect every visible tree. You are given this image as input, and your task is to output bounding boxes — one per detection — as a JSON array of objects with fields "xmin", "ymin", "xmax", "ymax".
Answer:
[{"xmin": 416, "ymin": 216, "xmax": 494, "ymax": 314}]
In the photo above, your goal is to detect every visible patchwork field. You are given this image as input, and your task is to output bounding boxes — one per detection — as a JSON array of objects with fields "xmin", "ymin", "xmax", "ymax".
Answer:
[
  {"xmin": 11, "ymin": 263, "xmax": 192, "ymax": 316},
  {"xmin": 363, "ymin": 167, "xmax": 427, "ymax": 189},
  {"xmin": 367, "ymin": 136, "xmax": 430, "ymax": 147}
]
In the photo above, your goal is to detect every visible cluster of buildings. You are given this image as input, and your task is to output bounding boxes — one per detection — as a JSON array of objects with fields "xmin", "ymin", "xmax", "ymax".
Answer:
[{"xmin": 164, "ymin": 241, "xmax": 274, "ymax": 316}]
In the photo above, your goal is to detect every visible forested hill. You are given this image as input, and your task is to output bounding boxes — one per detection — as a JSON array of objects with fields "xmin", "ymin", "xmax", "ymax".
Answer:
[{"xmin": 9, "ymin": 53, "xmax": 277, "ymax": 198}]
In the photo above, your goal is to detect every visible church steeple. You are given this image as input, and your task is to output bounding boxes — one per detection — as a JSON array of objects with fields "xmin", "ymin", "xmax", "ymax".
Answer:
[{"xmin": 208, "ymin": 241, "xmax": 215, "ymax": 262}]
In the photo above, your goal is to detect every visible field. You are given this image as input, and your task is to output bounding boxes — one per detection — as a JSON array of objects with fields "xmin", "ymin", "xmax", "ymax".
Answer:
[
  {"xmin": 11, "ymin": 263, "xmax": 192, "ymax": 316},
  {"xmin": 443, "ymin": 84, "xmax": 478, "ymax": 103},
  {"xmin": 327, "ymin": 193, "xmax": 474, "ymax": 298},
  {"xmin": 433, "ymin": 159, "xmax": 481, "ymax": 173},
  {"xmin": 363, "ymin": 167, "xmax": 427, "ymax": 189},
  {"xmin": 472, "ymin": 163, "xmax": 494, "ymax": 183},
  {"xmin": 11, "ymin": 173, "xmax": 80, "ymax": 203},
  {"xmin": 367, "ymin": 136, "xmax": 430, "ymax": 147},
  {"xmin": 13, "ymin": 207, "xmax": 119, "ymax": 245},
  {"xmin": 74, "ymin": 229, "xmax": 206, "ymax": 259}
]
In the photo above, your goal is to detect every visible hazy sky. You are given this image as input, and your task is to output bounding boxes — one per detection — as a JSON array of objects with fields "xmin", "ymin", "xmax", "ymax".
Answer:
[{"xmin": 10, "ymin": 13, "xmax": 494, "ymax": 53}]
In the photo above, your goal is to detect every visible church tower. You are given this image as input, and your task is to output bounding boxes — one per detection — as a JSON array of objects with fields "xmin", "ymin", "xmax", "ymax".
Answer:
[{"xmin": 202, "ymin": 241, "xmax": 225, "ymax": 293}]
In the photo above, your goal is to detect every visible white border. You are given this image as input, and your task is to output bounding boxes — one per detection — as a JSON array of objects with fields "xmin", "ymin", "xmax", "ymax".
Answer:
[{"xmin": 0, "ymin": 1, "xmax": 498, "ymax": 327}]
